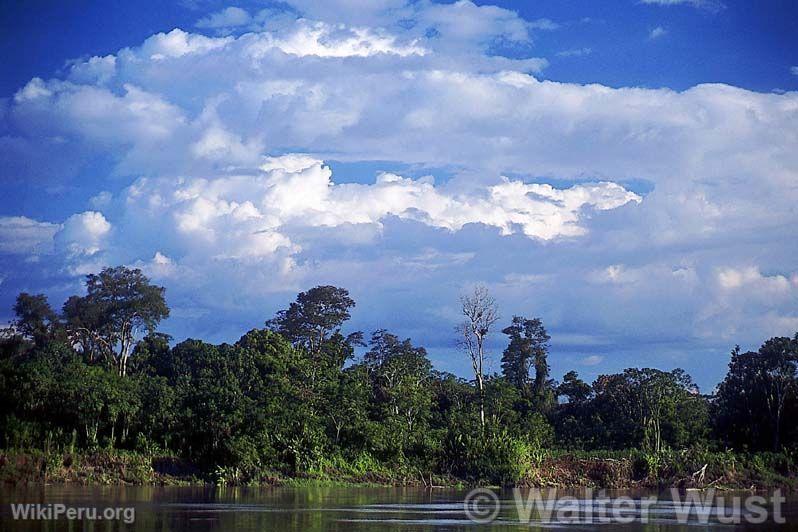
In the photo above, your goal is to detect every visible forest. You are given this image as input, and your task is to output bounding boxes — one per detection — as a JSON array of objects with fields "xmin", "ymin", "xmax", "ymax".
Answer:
[{"xmin": 1, "ymin": 266, "xmax": 797, "ymax": 487}]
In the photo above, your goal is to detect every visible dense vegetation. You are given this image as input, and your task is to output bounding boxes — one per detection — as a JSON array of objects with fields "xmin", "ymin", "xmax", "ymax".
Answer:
[{"xmin": 1, "ymin": 266, "xmax": 797, "ymax": 486}]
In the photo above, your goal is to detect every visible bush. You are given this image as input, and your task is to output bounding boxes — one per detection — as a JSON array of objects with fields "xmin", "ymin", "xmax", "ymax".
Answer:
[{"xmin": 443, "ymin": 425, "xmax": 547, "ymax": 484}]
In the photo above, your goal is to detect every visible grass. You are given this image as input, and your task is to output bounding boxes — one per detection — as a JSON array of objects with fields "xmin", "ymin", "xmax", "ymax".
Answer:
[
  {"xmin": 1, "ymin": 447, "xmax": 795, "ymax": 491},
  {"xmin": 0, "ymin": 448, "xmax": 202, "ymax": 486}
]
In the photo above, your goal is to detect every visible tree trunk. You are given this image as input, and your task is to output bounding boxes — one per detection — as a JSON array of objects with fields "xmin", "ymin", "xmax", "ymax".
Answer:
[{"xmin": 477, "ymin": 373, "xmax": 485, "ymax": 428}]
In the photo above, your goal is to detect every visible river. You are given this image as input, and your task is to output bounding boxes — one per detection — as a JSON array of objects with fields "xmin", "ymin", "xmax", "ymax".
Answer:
[{"xmin": 1, "ymin": 485, "xmax": 797, "ymax": 530}]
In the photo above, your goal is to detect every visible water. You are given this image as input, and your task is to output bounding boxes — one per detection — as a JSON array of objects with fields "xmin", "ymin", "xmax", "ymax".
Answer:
[{"xmin": 1, "ymin": 485, "xmax": 797, "ymax": 530}]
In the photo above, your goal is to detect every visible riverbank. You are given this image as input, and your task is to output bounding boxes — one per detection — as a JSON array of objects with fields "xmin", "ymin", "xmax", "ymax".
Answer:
[{"xmin": 2, "ymin": 448, "xmax": 796, "ymax": 491}]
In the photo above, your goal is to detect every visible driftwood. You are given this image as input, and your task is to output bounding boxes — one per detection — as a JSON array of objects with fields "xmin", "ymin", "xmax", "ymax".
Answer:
[
  {"xmin": 692, "ymin": 463, "xmax": 707, "ymax": 484},
  {"xmin": 420, "ymin": 473, "xmax": 444, "ymax": 489}
]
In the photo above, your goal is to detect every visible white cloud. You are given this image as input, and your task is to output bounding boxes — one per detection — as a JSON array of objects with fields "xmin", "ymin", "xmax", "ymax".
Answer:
[
  {"xmin": 137, "ymin": 29, "xmax": 232, "ymax": 60},
  {"xmin": 89, "ymin": 191, "xmax": 113, "ymax": 209},
  {"xmin": 695, "ymin": 266, "xmax": 798, "ymax": 342},
  {"xmin": 282, "ymin": 0, "xmax": 552, "ymax": 47},
  {"xmin": 556, "ymin": 47, "xmax": 592, "ymax": 57},
  {"xmin": 56, "ymin": 211, "xmax": 111, "ymax": 257},
  {"xmin": 134, "ymin": 251, "xmax": 179, "ymax": 279},
  {"xmin": 0, "ymin": 216, "xmax": 58, "ymax": 255},
  {"xmin": 648, "ymin": 26, "xmax": 667, "ymax": 40},
  {"xmin": 528, "ymin": 18, "xmax": 560, "ymax": 31},
  {"xmin": 14, "ymin": 78, "xmax": 51, "ymax": 102},
  {"xmin": 416, "ymin": 0, "xmax": 532, "ymax": 46},
  {"xmin": 252, "ymin": 20, "xmax": 427, "ymax": 57},
  {"xmin": 716, "ymin": 266, "xmax": 794, "ymax": 295},
  {"xmin": 588, "ymin": 263, "xmax": 699, "ymax": 290},
  {"xmin": 195, "ymin": 7, "xmax": 251, "ymax": 30},
  {"xmin": 640, "ymin": 0, "xmax": 725, "ymax": 11},
  {"xmin": 591, "ymin": 264, "xmax": 632, "ymax": 285},
  {"xmin": 580, "ymin": 355, "xmax": 604, "ymax": 366},
  {"xmin": 68, "ymin": 55, "xmax": 116, "ymax": 85},
  {"xmin": 117, "ymin": 155, "xmax": 639, "ymax": 254},
  {"xmin": 791, "ymin": 66, "xmax": 798, "ymax": 76}
]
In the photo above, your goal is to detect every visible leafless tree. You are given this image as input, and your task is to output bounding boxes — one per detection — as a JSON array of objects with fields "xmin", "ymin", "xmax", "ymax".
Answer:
[{"xmin": 457, "ymin": 285, "xmax": 499, "ymax": 428}]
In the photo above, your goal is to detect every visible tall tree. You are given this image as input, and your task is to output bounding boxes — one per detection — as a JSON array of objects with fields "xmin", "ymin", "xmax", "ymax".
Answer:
[
  {"xmin": 501, "ymin": 316, "xmax": 551, "ymax": 406},
  {"xmin": 267, "ymin": 285, "xmax": 362, "ymax": 376},
  {"xmin": 715, "ymin": 336, "xmax": 798, "ymax": 451},
  {"xmin": 13, "ymin": 293, "xmax": 59, "ymax": 347},
  {"xmin": 457, "ymin": 285, "xmax": 499, "ymax": 428},
  {"xmin": 63, "ymin": 267, "xmax": 169, "ymax": 376}
]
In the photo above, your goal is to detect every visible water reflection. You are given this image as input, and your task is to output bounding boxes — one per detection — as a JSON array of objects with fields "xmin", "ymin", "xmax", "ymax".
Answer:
[{"xmin": 1, "ymin": 485, "xmax": 796, "ymax": 530}]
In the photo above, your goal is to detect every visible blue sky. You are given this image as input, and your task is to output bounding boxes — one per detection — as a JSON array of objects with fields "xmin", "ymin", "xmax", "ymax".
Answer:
[
  {"xmin": 1, "ymin": 0, "xmax": 797, "ymax": 390},
  {"xmin": 3, "ymin": 0, "xmax": 797, "ymax": 96}
]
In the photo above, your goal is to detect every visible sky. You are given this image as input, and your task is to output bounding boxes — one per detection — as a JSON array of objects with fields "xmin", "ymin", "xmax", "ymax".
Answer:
[{"xmin": 1, "ymin": 0, "xmax": 797, "ymax": 391}]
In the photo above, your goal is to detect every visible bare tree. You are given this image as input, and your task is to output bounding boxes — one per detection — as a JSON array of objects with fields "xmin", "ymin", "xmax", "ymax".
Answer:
[{"xmin": 457, "ymin": 285, "xmax": 499, "ymax": 428}]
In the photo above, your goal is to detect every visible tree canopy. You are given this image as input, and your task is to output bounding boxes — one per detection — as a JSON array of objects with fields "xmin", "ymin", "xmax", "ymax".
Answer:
[
  {"xmin": 2, "ymin": 265, "xmax": 797, "ymax": 485},
  {"xmin": 62, "ymin": 266, "xmax": 169, "ymax": 375}
]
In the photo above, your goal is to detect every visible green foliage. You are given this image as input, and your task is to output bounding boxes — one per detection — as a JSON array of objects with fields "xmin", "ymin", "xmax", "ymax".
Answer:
[
  {"xmin": 12, "ymin": 293, "xmax": 61, "ymax": 347},
  {"xmin": 63, "ymin": 266, "xmax": 169, "ymax": 376},
  {"xmin": 443, "ymin": 423, "xmax": 549, "ymax": 484},
  {"xmin": 583, "ymin": 368, "xmax": 706, "ymax": 453},
  {"xmin": 2, "ymin": 265, "xmax": 797, "ymax": 487},
  {"xmin": 267, "ymin": 285, "xmax": 361, "ymax": 369},
  {"xmin": 501, "ymin": 316, "xmax": 552, "ymax": 410},
  {"xmin": 714, "ymin": 337, "xmax": 798, "ymax": 451}
]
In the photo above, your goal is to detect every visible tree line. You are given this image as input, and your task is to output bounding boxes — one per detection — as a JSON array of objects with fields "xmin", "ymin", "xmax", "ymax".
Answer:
[{"xmin": 1, "ymin": 266, "xmax": 797, "ymax": 483}]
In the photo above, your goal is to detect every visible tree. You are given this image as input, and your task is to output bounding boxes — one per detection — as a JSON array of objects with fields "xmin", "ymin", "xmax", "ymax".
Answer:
[
  {"xmin": 557, "ymin": 371, "xmax": 592, "ymax": 405},
  {"xmin": 714, "ymin": 336, "xmax": 798, "ymax": 451},
  {"xmin": 13, "ymin": 293, "xmax": 59, "ymax": 347},
  {"xmin": 267, "ymin": 285, "xmax": 362, "ymax": 383},
  {"xmin": 64, "ymin": 267, "xmax": 169, "ymax": 376},
  {"xmin": 62, "ymin": 294, "xmax": 108, "ymax": 363},
  {"xmin": 322, "ymin": 365, "xmax": 370, "ymax": 446},
  {"xmin": 55, "ymin": 361, "xmax": 138, "ymax": 447},
  {"xmin": 501, "ymin": 316, "xmax": 551, "ymax": 408},
  {"xmin": 456, "ymin": 285, "xmax": 499, "ymax": 428},
  {"xmin": 366, "ymin": 330, "xmax": 433, "ymax": 435},
  {"xmin": 554, "ymin": 371, "xmax": 596, "ymax": 448},
  {"xmin": 483, "ymin": 376, "xmax": 522, "ymax": 427},
  {"xmin": 592, "ymin": 368, "xmax": 701, "ymax": 453},
  {"xmin": 757, "ymin": 336, "xmax": 798, "ymax": 450},
  {"xmin": 129, "ymin": 332, "xmax": 172, "ymax": 376},
  {"xmin": 268, "ymin": 285, "xmax": 355, "ymax": 354}
]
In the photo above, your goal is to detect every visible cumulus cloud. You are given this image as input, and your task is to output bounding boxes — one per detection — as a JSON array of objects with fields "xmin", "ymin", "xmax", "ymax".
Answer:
[
  {"xmin": 195, "ymin": 6, "xmax": 251, "ymax": 30},
  {"xmin": 118, "ymin": 155, "xmax": 639, "ymax": 249},
  {"xmin": 648, "ymin": 26, "xmax": 668, "ymax": 40},
  {"xmin": 38, "ymin": 156, "xmax": 635, "ymax": 283},
  {"xmin": 282, "ymin": 0, "xmax": 553, "ymax": 45},
  {"xmin": 254, "ymin": 20, "xmax": 427, "ymax": 57},
  {"xmin": 56, "ymin": 211, "xmax": 111, "ymax": 257},
  {"xmin": 0, "ymin": 216, "xmax": 58, "ymax": 255},
  {"xmin": 89, "ymin": 191, "xmax": 113, "ymax": 209},
  {"xmin": 698, "ymin": 266, "xmax": 798, "ymax": 341},
  {"xmin": 414, "ymin": 0, "xmax": 532, "ymax": 45},
  {"xmin": 716, "ymin": 266, "xmax": 796, "ymax": 297}
]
